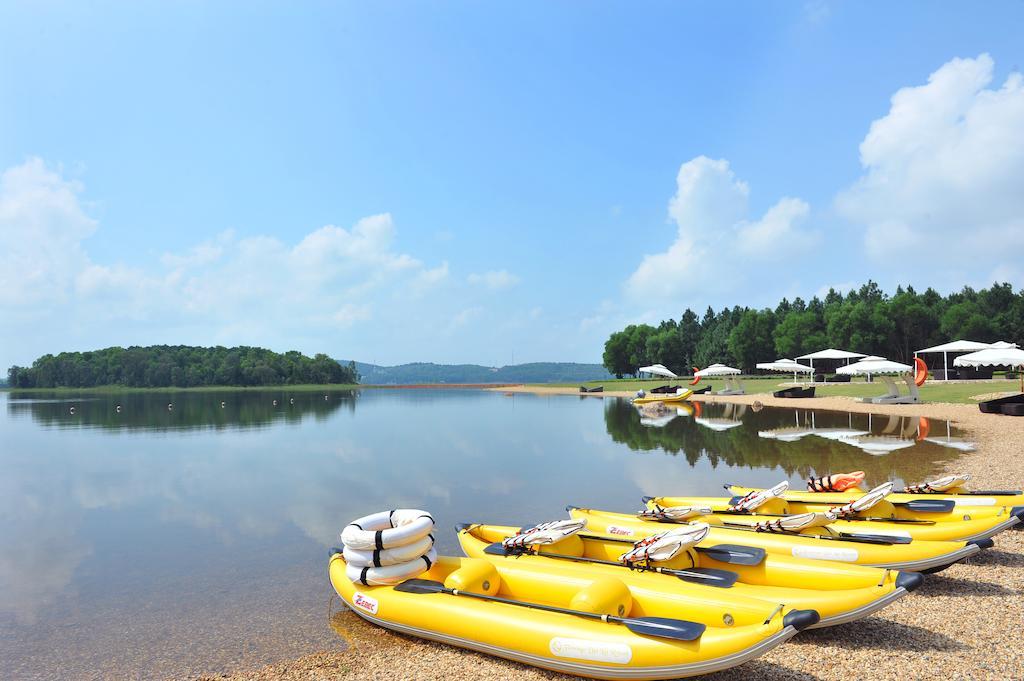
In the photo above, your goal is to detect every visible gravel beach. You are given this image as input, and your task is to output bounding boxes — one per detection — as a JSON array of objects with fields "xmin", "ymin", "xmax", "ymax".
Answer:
[{"xmin": 198, "ymin": 393, "xmax": 1024, "ymax": 681}]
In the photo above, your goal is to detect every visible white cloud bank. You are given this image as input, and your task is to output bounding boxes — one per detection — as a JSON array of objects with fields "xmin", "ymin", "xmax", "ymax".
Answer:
[
  {"xmin": 837, "ymin": 54, "xmax": 1024, "ymax": 277},
  {"xmin": 626, "ymin": 156, "xmax": 815, "ymax": 303},
  {"xmin": 0, "ymin": 158, "xmax": 465, "ymax": 365}
]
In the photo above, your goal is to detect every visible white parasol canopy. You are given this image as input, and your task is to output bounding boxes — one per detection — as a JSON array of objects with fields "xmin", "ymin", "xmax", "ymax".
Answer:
[
  {"xmin": 915, "ymin": 339, "xmax": 995, "ymax": 381},
  {"xmin": 756, "ymin": 358, "xmax": 814, "ymax": 373},
  {"xmin": 954, "ymin": 348, "xmax": 1024, "ymax": 368},
  {"xmin": 989, "ymin": 340, "xmax": 1020, "ymax": 349},
  {"xmin": 836, "ymin": 357, "xmax": 913, "ymax": 376},
  {"xmin": 695, "ymin": 363, "xmax": 741, "ymax": 377},
  {"xmin": 954, "ymin": 347, "xmax": 1024, "ymax": 390},
  {"xmin": 795, "ymin": 348, "xmax": 866, "ymax": 383},
  {"xmin": 796, "ymin": 348, "xmax": 866, "ymax": 360},
  {"xmin": 917, "ymin": 339, "xmax": 992, "ymax": 354},
  {"xmin": 638, "ymin": 364, "xmax": 678, "ymax": 379}
]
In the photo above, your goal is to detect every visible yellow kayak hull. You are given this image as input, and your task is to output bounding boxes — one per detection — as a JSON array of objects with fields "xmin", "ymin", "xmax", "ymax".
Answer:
[
  {"xmin": 728, "ymin": 484, "xmax": 1024, "ymax": 513},
  {"xmin": 329, "ymin": 550, "xmax": 810, "ymax": 680},
  {"xmin": 720, "ymin": 488, "xmax": 1023, "ymax": 541},
  {"xmin": 632, "ymin": 389, "xmax": 693, "ymax": 406},
  {"xmin": 458, "ymin": 523, "xmax": 919, "ymax": 629},
  {"xmin": 568, "ymin": 507, "xmax": 989, "ymax": 572}
]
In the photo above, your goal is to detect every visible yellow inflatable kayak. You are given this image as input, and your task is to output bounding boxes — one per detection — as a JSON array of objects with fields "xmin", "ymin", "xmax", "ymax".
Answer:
[
  {"xmin": 568, "ymin": 507, "xmax": 991, "ymax": 573},
  {"xmin": 643, "ymin": 493, "xmax": 1019, "ymax": 540},
  {"xmin": 328, "ymin": 550, "xmax": 817, "ymax": 680},
  {"xmin": 730, "ymin": 480, "xmax": 1024, "ymax": 514},
  {"xmin": 720, "ymin": 487, "xmax": 1023, "ymax": 542},
  {"xmin": 457, "ymin": 523, "xmax": 921, "ymax": 629},
  {"xmin": 632, "ymin": 389, "xmax": 693, "ymax": 406}
]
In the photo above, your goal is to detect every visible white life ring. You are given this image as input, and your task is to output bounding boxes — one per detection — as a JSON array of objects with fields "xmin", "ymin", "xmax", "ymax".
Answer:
[
  {"xmin": 341, "ymin": 509, "xmax": 435, "ymax": 550},
  {"xmin": 346, "ymin": 548, "xmax": 437, "ymax": 586},
  {"xmin": 343, "ymin": 535, "xmax": 434, "ymax": 567}
]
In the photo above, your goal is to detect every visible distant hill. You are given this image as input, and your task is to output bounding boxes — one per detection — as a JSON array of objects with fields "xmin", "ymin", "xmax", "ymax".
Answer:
[{"xmin": 348, "ymin": 361, "xmax": 613, "ymax": 385}]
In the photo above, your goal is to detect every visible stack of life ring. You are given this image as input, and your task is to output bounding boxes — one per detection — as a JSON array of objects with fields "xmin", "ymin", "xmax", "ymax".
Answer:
[{"xmin": 341, "ymin": 509, "xmax": 437, "ymax": 586}]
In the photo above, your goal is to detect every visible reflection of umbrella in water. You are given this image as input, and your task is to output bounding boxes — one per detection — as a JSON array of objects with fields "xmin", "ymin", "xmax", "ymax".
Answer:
[
  {"xmin": 758, "ymin": 426, "xmax": 814, "ymax": 442},
  {"xmin": 695, "ymin": 417, "xmax": 743, "ymax": 432},
  {"xmin": 758, "ymin": 409, "xmax": 813, "ymax": 442},
  {"xmin": 640, "ymin": 412, "xmax": 680, "ymax": 428},
  {"xmin": 696, "ymin": 402, "xmax": 746, "ymax": 431},
  {"xmin": 839, "ymin": 435, "xmax": 916, "ymax": 456},
  {"xmin": 923, "ymin": 419, "xmax": 977, "ymax": 451}
]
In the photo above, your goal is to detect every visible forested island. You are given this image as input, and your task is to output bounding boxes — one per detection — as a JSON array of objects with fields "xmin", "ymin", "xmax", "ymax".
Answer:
[
  {"xmin": 603, "ymin": 281, "xmax": 1024, "ymax": 377},
  {"xmin": 6, "ymin": 345, "xmax": 359, "ymax": 388}
]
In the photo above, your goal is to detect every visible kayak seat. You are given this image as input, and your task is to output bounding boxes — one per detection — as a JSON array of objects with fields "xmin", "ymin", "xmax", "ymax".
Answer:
[
  {"xmin": 569, "ymin": 576, "xmax": 633, "ymax": 618},
  {"xmin": 444, "ymin": 559, "xmax": 501, "ymax": 596}
]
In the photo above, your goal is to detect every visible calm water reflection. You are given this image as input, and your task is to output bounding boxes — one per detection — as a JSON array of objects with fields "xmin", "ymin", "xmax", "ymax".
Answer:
[{"xmin": 1, "ymin": 390, "xmax": 969, "ymax": 679}]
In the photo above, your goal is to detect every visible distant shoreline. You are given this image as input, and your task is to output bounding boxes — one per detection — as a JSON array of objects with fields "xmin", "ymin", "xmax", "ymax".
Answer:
[
  {"xmin": 0, "ymin": 382, "xmax": 530, "ymax": 394},
  {"xmin": 0, "ymin": 384, "xmax": 362, "ymax": 394}
]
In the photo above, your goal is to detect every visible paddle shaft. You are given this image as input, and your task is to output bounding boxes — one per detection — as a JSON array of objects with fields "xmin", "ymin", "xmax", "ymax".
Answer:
[{"xmin": 518, "ymin": 546, "xmax": 732, "ymax": 584}]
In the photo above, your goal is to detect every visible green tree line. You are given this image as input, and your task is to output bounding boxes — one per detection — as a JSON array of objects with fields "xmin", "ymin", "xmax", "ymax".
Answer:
[
  {"xmin": 7, "ymin": 345, "xmax": 359, "ymax": 388},
  {"xmin": 603, "ymin": 281, "xmax": 1024, "ymax": 377}
]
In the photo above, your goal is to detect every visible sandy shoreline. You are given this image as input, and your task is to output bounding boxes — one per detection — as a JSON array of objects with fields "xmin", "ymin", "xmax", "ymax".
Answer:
[{"xmin": 198, "ymin": 390, "xmax": 1024, "ymax": 681}]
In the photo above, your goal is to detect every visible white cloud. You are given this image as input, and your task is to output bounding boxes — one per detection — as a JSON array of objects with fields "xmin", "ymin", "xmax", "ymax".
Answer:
[
  {"xmin": 0, "ymin": 158, "xmax": 96, "ymax": 306},
  {"xmin": 467, "ymin": 269, "xmax": 519, "ymax": 290},
  {"xmin": 0, "ymin": 159, "xmax": 458, "ymax": 365},
  {"xmin": 837, "ymin": 54, "xmax": 1024, "ymax": 281},
  {"xmin": 626, "ymin": 156, "xmax": 817, "ymax": 304}
]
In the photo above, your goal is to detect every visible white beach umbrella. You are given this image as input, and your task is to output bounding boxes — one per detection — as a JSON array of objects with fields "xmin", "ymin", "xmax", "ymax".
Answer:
[
  {"xmin": 695, "ymin": 363, "xmax": 741, "ymax": 377},
  {"xmin": 756, "ymin": 358, "xmax": 814, "ymax": 383},
  {"xmin": 989, "ymin": 340, "xmax": 1020, "ymax": 349},
  {"xmin": 795, "ymin": 348, "xmax": 866, "ymax": 382},
  {"xmin": 836, "ymin": 357, "xmax": 914, "ymax": 376},
  {"xmin": 638, "ymin": 364, "xmax": 678, "ymax": 379},
  {"xmin": 954, "ymin": 347, "xmax": 1024, "ymax": 390},
  {"xmin": 915, "ymin": 339, "xmax": 993, "ymax": 381}
]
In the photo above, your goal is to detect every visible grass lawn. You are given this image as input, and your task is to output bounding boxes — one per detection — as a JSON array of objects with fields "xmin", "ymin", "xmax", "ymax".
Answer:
[{"xmin": 547, "ymin": 376, "xmax": 1021, "ymax": 404}]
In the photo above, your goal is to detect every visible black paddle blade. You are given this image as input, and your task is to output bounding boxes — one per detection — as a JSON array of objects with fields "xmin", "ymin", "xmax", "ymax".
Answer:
[
  {"xmin": 838, "ymin": 532, "xmax": 912, "ymax": 544},
  {"xmin": 696, "ymin": 544, "xmax": 766, "ymax": 566},
  {"xmin": 483, "ymin": 542, "xmax": 511, "ymax": 556},
  {"xmin": 623, "ymin": 616, "xmax": 706, "ymax": 641},
  {"xmin": 895, "ymin": 499, "xmax": 955, "ymax": 513},
  {"xmin": 394, "ymin": 578, "xmax": 447, "ymax": 594},
  {"xmin": 673, "ymin": 567, "xmax": 739, "ymax": 588}
]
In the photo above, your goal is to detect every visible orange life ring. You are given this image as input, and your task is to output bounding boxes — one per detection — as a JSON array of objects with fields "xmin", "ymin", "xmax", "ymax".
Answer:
[
  {"xmin": 917, "ymin": 416, "xmax": 931, "ymax": 441},
  {"xmin": 690, "ymin": 367, "xmax": 701, "ymax": 385},
  {"xmin": 913, "ymin": 357, "xmax": 928, "ymax": 387}
]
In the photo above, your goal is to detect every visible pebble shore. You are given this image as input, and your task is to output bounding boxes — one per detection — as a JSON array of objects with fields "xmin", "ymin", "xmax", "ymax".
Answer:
[{"xmin": 198, "ymin": 395, "xmax": 1024, "ymax": 681}]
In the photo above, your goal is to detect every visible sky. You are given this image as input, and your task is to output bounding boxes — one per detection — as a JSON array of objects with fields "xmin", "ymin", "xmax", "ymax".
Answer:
[{"xmin": 2, "ymin": 1, "xmax": 1023, "ymax": 369}]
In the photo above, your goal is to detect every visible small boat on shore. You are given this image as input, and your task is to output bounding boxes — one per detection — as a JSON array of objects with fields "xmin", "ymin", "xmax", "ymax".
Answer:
[
  {"xmin": 328, "ymin": 550, "xmax": 817, "ymax": 679},
  {"xmin": 457, "ymin": 523, "xmax": 920, "ymax": 629},
  {"xmin": 632, "ymin": 389, "xmax": 692, "ymax": 406},
  {"xmin": 568, "ymin": 506, "xmax": 991, "ymax": 573}
]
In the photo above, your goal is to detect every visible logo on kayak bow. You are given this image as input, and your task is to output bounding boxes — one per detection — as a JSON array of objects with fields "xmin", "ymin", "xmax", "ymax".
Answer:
[
  {"xmin": 353, "ymin": 592, "xmax": 379, "ymax": 614},
  {"xmin": 606, "ymin": 525, "xmax": 635, "ymax": 537}
]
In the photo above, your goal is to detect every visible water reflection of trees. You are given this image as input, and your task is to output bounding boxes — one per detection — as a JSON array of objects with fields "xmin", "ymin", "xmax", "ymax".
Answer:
[
  {"xmin": 6, "ymin": 389, "xmax": 358, "ymax": 432},
  {"xmin": 603, "ymin": 399, "xmax": 966, "ymax": 482}
]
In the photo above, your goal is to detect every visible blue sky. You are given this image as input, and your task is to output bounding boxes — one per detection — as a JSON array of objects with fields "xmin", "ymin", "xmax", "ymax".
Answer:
[{"xmin": 2, "ymin": 1, "xmax": 1023, "ymax": 368}]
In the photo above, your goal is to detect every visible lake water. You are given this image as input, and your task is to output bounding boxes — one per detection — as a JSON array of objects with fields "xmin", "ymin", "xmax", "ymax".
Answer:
[{"xmin": 0, "ymin": 389, "xmax": 973, "ymax": 679}]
